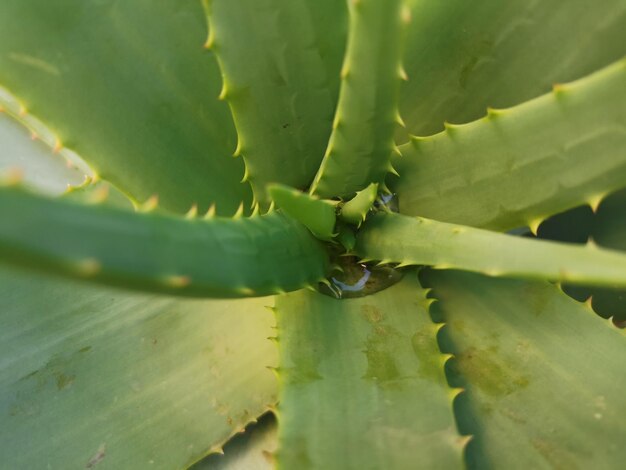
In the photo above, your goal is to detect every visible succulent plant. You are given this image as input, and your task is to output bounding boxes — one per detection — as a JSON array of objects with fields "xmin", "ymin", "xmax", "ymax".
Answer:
[{"xmin": 1, "ymin": 0, "xmax": 625, "ymax": 469}]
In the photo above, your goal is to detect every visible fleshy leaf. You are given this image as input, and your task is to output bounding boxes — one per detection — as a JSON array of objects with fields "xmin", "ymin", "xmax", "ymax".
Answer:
[
  {"xmin": 268, "ymin": 184, "xmax": 336, "ymax": 241},
  {"xmin": 204, "ymin": 0, "xmax": 347, "ymax": 206},
  {"xmin": 275, "ymin": 272, "xmax": 463, "ymax": 469},
  {"xmin": 191, "ymin": 414, "xmax": 277, "ymax": 470},
  {"xmin": 0, "ymin": 265, "xmax": 277, "ymax": 469},
  {"xmin": 537, "ymin": 190, "xmax": 626, "ymax": 323},
  {"xmin": 310, "ymin": 0, "xmax": 408, "ymax": 199},
  {"xmin": 0, "ymin": 98, "xmax": 87, "ymax": 195},
  {"xmin": 400, "ymin": 0, "xmax": 626, "ymax": 137},
  {"xmin": 394, "ymin": 58, "xmax": 626, "ymax": 231},
  {"xmin": 0, "ymin": 0, "xmax": 250, "ymax": 214},
  {"xmin": 62, "ymin": 177, "xmax": 134, "ymax": 210},
  {"xmin": 0, "ymin": 185, "xmax": 329, "ymax": 298},
  {"xmin": 426, "ymin": 269, "xmax": 626, "ymax": 469},
  {"xmin": 356, "ymin": 212, "xmax": 626, "ymax": 288},
  {"xmin": 339, "ymin": 182, "xmax": 378, "ymax": 226}
]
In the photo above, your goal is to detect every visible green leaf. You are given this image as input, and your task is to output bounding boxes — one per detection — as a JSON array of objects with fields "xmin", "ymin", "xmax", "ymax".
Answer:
[
  {"xmin": 393, "ymin": 58, "xmax": 626, "ymax": 231},
  {"xmin": 537, "ymin": 191, "xmax": 626, "ymax": 323},
  {"xmin": 339, "ymin": 182, "xmax": 378, "ymax": 226},
  {"xmin": 0, "ymin": 0, "xmax": 250, "ymax": 215},
  {"xmin": 0, "ymin": 264, "xmax": 278, "ymax": 469},
  {"xmin": 400, "ymin": 0, "xmax": 626, "ymax": 137},
  {"xmin": 0, "ymin": 101, "xmax": 86, "ymax": 195},
  {"xmin": 587, "ymin": 191, "xmax": 626, "ymax": 324},
  {"xmin": 191, "ymin": 413, "xmax": 277, "ymax": 470},
  {"xmin": 268, "ymin": 184, "xmax": 336, "ymax": 241},
  {"xmin": 0, "ymin": 185, "xmax": 329, "ymax": 298},
  {"xmin": 426, "ymin": 269, "xmax": 626, "ymax": 469},
  {"xmin": 275, "ymin": 272, "xmax": 463, "ymax": 470},
  {"xmin": 592, "ymin": 189, "xmax": 626, "ymax": 248},
  {"xmin": 62, "ymin": 178, "xmax": 134, "ymax": 210},
  {"xmin": 336, "ymin": 223, "xmax": 357, "ymax": 252},
  {"xmin": 310, "ymin": 0, "xmax": 407, "ymax": 199},
  {"xmin": 203, "ymin": 0, "xmax": 347, "ymax": 206},
  {"xmin": 356, "ymin": 212, "xmax": 626, "ymax": 288}
]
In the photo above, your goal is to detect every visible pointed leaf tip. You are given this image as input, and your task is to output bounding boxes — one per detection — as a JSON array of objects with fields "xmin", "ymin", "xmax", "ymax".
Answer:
[
  {"xmin": 137, "ymin": 195, "xmax": 158, "ymax": 213},
  {"xmin": 268, "ymin": 183, "xmax": 336, "ymax": 241}
]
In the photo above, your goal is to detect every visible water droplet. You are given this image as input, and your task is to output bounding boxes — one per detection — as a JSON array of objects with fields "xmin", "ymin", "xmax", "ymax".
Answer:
[
  {"xmin": 318, "ymin": 256, "xmax": 404, "ymax": 299},
  {"xmin": 374, "ymin": 192, "xmax": 399, "ymax": 213}
]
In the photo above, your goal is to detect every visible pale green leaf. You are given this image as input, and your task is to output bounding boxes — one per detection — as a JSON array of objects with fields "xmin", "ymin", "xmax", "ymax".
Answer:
[
  {"xmin": 204, "ymin": 0, "xmax": 346, "ymax": 205},
  {"xmin": 0, "ymin": 0, "xmax": 250, "ymax": 214},
  {"xmin": 268, "ymin": 184, "xmax": 336, "ymax": 241},
  {"xmin": 192, "ymin": 413, "xmax": 277, "ymax": 470},
  {"xmin": 339, "ymin": 182, "xmax": 379, "ymax": 226},
  {"xmin": 61, "ymin": 178, "xmax": 135, "ymax": 210},
  {"xmin": 356, "ymin": 212, "xmax": 626, "ymax": 289},
  {"xmin": 0, "ymin": 265, "xmax": 278, "ymax": 469},
  {"xmin": 394, "ymin": 59, "xmax": 626, "ymax": 231},
  {"xmin": 426, "ymin": 269, "xmax": 626, "ymax": 469},
  {"xmin": 0, "ymin": 185, "xmax": 329, "ymax": 298},
  {"xmin": 310, "ymin": 0, "xmax": 407, "ymax": 199},
  {"xmin": 537, "ymin": 191, "xmax": 626, "ymax": 322},
  {"xmin": 0, "ymin": 110, "xmax": 86, "ymax": 195},
  {"xmin": 275, "ymin": 272, "xmax": 463, "ymax": 470},
  {"xmin": 400, "ymin": 0, "xmax": 626, "ymax": 137}
]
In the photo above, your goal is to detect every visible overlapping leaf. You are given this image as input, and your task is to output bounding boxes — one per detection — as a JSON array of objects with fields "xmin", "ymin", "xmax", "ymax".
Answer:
[
  {"xmin": 356, "ymin": 212, "xmax": 626, "ymax": 288},
  {"xmin": 204, "ymin": 0, "xmax": 347, "ymax": 205},
  {"xmin": 275, "ymin": 273, "xmax": 463, "ymax": 469},
  {"xmin": 393, "ymin": 59, "xmax": 626, "ymax": 231},
  {"xmin": 401, "ymin": 0, "xmax": 626, "ymax": 137},
  {"xmin": 0, "ymin": 0, "xmax": 250, "ymax": 214},
  {"xmin": 0, "ymin": 185, "xmax": 329, "ymax": 298},
  {"xmin": 538, "ymin": 190, "xmax": 626, "ymax": 322},
  {"xmin": 0, "ymin": 265, "xmax": 278, "ymax": 469},
  {"xmin": 427, "ymin": 270, "xmax": 626, "ymax": 469}
]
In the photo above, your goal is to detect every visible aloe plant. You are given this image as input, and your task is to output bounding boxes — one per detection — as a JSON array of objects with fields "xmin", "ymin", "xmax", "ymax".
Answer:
[{"xmin": 1, "ymin": 0, "xmax": 625, "ymax": 468}]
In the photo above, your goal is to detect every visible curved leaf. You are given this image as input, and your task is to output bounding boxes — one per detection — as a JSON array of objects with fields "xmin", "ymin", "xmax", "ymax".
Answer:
[
  {"xmin": 356, "ymin": 212, "xmax": 626, "ymax": 289},
  {"xmin": 204, "ymin": 0, "xmax": 347, "ymax": 205},
  {"xmin": 426, "ymin": 269, "xmax": 626, "ymax": 469},
  {"xmin": 537, "ymin": 191, "xmax": 626, "ymax": 323},
  {"xmin": 394, "ymin": 58, "xmax": 626, "ymax": 231},
  {"xmin": 268, "ymin": 184, "xmax": 336, "ymax": 241},
  {"xmin": 192, "ymin": 413, "xmax": 277, "ymax": 470},
  {"xmin": 0, "ymin": 106, "xmax": 86, "ymax": 195},
  {"xmin": 0, "ymin": 265, "xmax": 277, "ymax": 469},
  {"xmin": 275, "ymin": 273, "xmax": 463, "ymax": 470},
  {"xmin": 339, "ymin": 182, "xmax": 378, "ymax": 226},
  {"xmin": 0, "ymin": 0, "xmax": 250, "ymax": 214},
  {"xmin": 62, "ymin": 178, "xmax": 135, "ymax": 210},
  {"xmin": 0, "ymin": 185, "xmax": 329, "ymax": 298},
  {"xmin": 310, "ymin": 0, "xmax": 407, "ymax": 199},
  {"xmin": 400, "ymin": 0, "xmax": 626, "ymax": 137}
]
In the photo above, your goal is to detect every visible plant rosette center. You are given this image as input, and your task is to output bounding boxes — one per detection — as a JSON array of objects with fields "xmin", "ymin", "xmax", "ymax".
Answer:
[{"xmin": 268, "ymin": 182, "xmax": 405, "ymax": 299}]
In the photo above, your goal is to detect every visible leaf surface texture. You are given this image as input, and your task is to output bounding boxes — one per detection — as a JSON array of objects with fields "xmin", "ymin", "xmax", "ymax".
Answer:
[
  {"xmin": 0, "ymin": 185, "xmax": 328, "ymax": 297},
  {"xmin": 394, "ymin": 59, "xmax": 626, "ymax": 231},
  {"xmin": 357, "ymin": 212, "xmax": 626, "ymax": 288},
  {"xmin": 0, "ymin": 0, "xmax": 250, "ymax": 214},
  {"xmin": 400, "ymin": 0, "xmax": 626, "ymax": 137},
  {"xmin": 204, "ymin": 0, "xmax": 346, "ymax": 205},
  {"xmin": 427, "ymin": 270, "xmax": 626, "ymax": 469},
  {"xmin": 275, "ymin": 273, "xmax": 463, "ymax": 470},
  {"xmin": 0, "ymin": 266, "xmax": 277, "ymax": 469}
]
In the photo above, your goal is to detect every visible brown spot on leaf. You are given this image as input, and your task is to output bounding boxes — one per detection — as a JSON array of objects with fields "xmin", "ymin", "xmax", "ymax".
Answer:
[
  {"xmin": 86, "ymin": 443, "xmax": 106, "ymax": 468},
  {"xmin": 531, "ymin": 438, "xmax": 580, "ymax": 470},
  {"xmin": 55, "ymin": 372, "xmax": 75, "ymax": 391},
  {"xmin": 363, "ymin": 324, "xmax": 402, "ymax": 386},
  {"xmin": 411, "ymin": 330, "xmax": 443, "ymax": 381},
  {"xmin": 361, "ymin": 305, "xmax": 383, "ymax": 323},
  {"xmin": 457, "ymin": 346, "xmax": 529, "ymax": 397}
]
